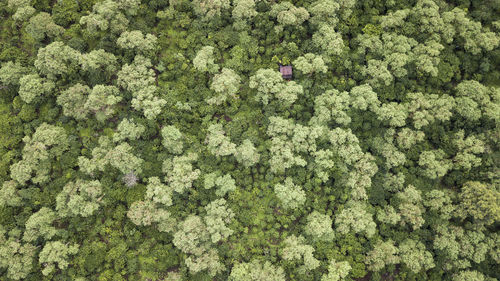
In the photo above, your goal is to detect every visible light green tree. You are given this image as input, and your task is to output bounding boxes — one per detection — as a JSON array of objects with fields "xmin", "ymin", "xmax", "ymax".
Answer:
[
  {"xmin": 281, "ymin": 235, "xmax": 320, "ymax": 272},
  {"xmin": 162, "ymin": 153, "xmax": 201, "ymax": 194},
  {"xmin": 274, "ymin": 178, "xmax": 306, "ymax": 210},
  {"xmin": 312, "ymin": 25, "xmax": 344, "ymax": 56},
  {"xmin": 321, "ymin": 259, "xmax": 351, "ymax": 281},
  {"xmin": 0, "ymin": 228, "xmax": 36, "ymax": 280},
  {"xmin": 365, "ymin": 240, "xmax": 400, "ymax": 271},
  {"xmin": 192, "ymin": 0, "xmax": 230, "ymax": 18},
  {"xmin": 193, "ymin": 46, "xmax": 219, "ymax": 74},
  {"xmin": 0, "ymin": 61, "xmax": 29, "ymax": 86},
  {"xmin": 117, "ymin": 30, "xmax": 158, "ymax": 55},
  {"xmin": 38, "ymin": 241, "xmax": 79, "ymax": 275},
  {"xmin": 399, "ymin": 239, "xmax": 435, "ymax": 273},
  {"xmin": 84, "ymin": 85, "xmax": 122, "ymax": 122},
  {"xmin": 293, "ymin": 53, "xmax": 328, "ymax": 75},
  {"xmin": 208, "ymin": 68, "xmax": 241, "ymax": 105},
  {"xmin": 18, "ymin": 74, "xmax": 55, "ymax": 104},
  {"xmin": 23, "ymin": 207, "xmax": 58, "ymax": 242},
  {"xmin": 459, "ymin": 181, "xmax": 499, "ymax": 225},
  {"xmin": 161, "ymin": 125, "xmax": 183, "ymax": 154},
  {"xmin": 234, "ymin": 139, "xmax": 260, "ymax": 167},
  {"xmin": 79, "ymin": 0, "xmax": 129, "ymax": 34},
  {"xmin": 229, "ymin": 259, "xmax": 286, "ymax": 281},
  {"xmin": 34, "ymin": 42, "xmax": 81, "ymax": 79},
  {"xmin": 335, "ymin": 200, "xmax": 377, "ymax": 238},
  {"xmin": 205, "ymin": 123, "xmax": 236, "ymax": 157},
  {"xmin": 26, "ymin": 12, "xmax": 64, "ymax": 42},
  {"xmin": 113, "ymin": 119, "xmax": 145, "ymax": 142},
  {"xmin": 56, "ymin": 84, "xmax": 90, "ymax": 120},
  {"xmin": 56, "ymin": 180, "xmax": 103, "ymax": 218},
  {"xmin": 0, "ymin": 181, "xmax": 22, "ymax": 207},
  {"xmin": 10, "ymin": 123, "xmax": 69, "ymax": 185},
  {"xmin": 418, "ymin": 150, "xmax": 452, "ymax": 179},
  {"xmin": 304, "ymin": 211, "xmax": 334, "ymax": 241},
  {"xmin": 204, "ymin": 199, "xmax": 234, "ymax": 243}
]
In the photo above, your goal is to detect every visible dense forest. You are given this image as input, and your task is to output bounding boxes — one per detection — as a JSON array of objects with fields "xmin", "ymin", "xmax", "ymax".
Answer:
[{"xmin": 0, "ymin": 0, "xmax": 499, "ymax": 280}]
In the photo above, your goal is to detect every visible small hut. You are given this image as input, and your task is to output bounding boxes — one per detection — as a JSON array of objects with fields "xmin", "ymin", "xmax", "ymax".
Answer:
[{"xmin": 279, "ymin": 65, "xmax": 293, "ymax": 79}]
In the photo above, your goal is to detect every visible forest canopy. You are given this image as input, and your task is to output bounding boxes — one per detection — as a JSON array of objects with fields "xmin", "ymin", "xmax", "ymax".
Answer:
[{"xmin": 0, "ymin": 0, "xmax": 499, "ymax": 280}]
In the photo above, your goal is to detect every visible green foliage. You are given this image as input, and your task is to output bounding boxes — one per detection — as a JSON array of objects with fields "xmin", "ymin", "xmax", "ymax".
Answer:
[{"xmin": 1, "ymin": 0, "xmax": 500, "ymax": 280}]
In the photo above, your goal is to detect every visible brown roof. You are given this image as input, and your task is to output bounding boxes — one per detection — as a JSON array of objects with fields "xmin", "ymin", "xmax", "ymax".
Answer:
[
  {"xmin": 280, "ymin": 65, "xmax": 292, "ymax": 78},
  {"xmin": 280, "ymin": 65, "xmax": 292, "ymax": 75}
]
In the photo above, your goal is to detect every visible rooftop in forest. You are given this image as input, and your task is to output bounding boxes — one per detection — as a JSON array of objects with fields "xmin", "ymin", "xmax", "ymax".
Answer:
[{"xmin": 280, "ymin": 65, "xmax": 293, "ymax": 79}]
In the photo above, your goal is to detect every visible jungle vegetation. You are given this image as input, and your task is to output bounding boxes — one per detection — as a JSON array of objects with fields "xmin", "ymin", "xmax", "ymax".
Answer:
[{"xmin": 0, "ymin": 0, "xmax": 499, "ymax": 280}]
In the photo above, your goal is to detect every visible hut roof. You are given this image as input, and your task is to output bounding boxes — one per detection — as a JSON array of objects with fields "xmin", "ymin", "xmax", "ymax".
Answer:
[{"xmin": 280, "ymin": 65, "xmax": 293, "ymax": 79}]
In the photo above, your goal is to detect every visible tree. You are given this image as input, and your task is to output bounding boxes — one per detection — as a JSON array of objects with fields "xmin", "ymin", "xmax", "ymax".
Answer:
[
  {"xmin": 459, "ymin": 181, "xmax": 500, "ymax": 225},
  {"xmin": 0, "ymin": 228, "xmax": 36, "ymax": 280},
  {"xmin": 117, "ymin": 30, "xmax": 158, "ymax": 56},
  {"xmin": 274, "ymin": 178, "xmax": 306, "ymax": 210},
  {"xmin": 399, "ymin": 239, "xmax": 435, "ymax": 273},
  {"xmin": 80, "ymin": 49, "xmax": 118, "ymax": 77},
  {"xmin": 304, "ymin": 211, "xmax": 335, "ymax": 241},
  {"xmin": 193, "ymin": 46, "xmax": 219, "ymax": 74},
  {"xmin": 335, "ymin": 201, "xmax": 377, "ymax": 238},
  {"xmin": 79, "ymin": 0, "xmax": 129, "ymax": 34},
  {"xmin": 8, "ymin": 0, "xmax": 35, "ymax": 22},
  {"xmin": 0, "ymin": 61, "xmax": 29, "ymax": 86},
  {"xmin": 204, "ymin": 199, "xmax": 235, "ymax": 243},
  {"xmin": 25, "ymin": 12, "xmax": 64, "ymax": 42},
  {"xmin": 116, "ymin": 55, "xmax": 165, "ymax": 120},
  {"xmin": 349, "ymin": 84, "xmax": 380, "ymax": 112},
  {"xmin": 396, "ymin": 185, "xmax": 425, "ymax": 230},
  {"xmin": 113, "ymin": 119, "xmax": 145, "ymax": 142},
  {"xmin": 145, "ymin": 177, "xmax": 173, "ymax": 207},
  {"xmin": 453, "ymin": 270, "xmax": 486, "ymax": 281},
  {"xmin": 232, "ymin": 0, "xmax": 257, "ymax": 28},
  {"xmin": 163, "ymin": 153, "xmax": 201, "ymax": 194},
  {"xmin": 204, "ymin": 173, "xmax": 237, "ymax": 197},
  {"xmin": 418, "ymin": 150, "xmax": 452, "ymax": 179},
  {"xmin": 208, "ymin": 68, "xmax": 241, "ymax": 105},
  {"xmin": 270, "ymin": 2, "xmax": 309, "ymax": 32},
  {"xmin": 38, "ymin": 241, "xmax": 79, "ymax": 275},
  {"xmin": 365, "ymin": 240, "xmax": 399, "ymax": 271},
  {"xmin": 205, "ymin": 123, "xmax": 236, "ymax": 157},
  {"xmin": 18, "ymin": 74, "xmax": 55, "ymax": 104},
  {"xmin": 310, "ymin": 89, "xmax": 351, "ymax": 126},
  {"xmin": 308, "ymin": 0, "xmax": 340, "ymax": 26},
  {"xmin": 10, "ymin": 123, "xmax": 69, "ymax": 185},
  {"xmin": 192, "ymin": 0, "xmax": 230, "ymax": 18},
  {"xmin": 56, "ymin": 180, "xmax": 103, "ymax": 218},
  {"xmin": 0, "ymin": 180, "xmax": 22, "ymax": 207},
  {"xmin": 361, "ymin": 59, "xmax": 393, "ymax": 87},
  {"xmin": 249, "ymin": 68, "xmax": 283, "ymax": 105},
  {"xmin": 281, "ymin": 235, "xmax": 320, "ymax": 272},
  {"xmin": 56, "ymin": 84, "xmax": 90, "ymax": 120},
  {"xmin": 84, "ymin": 85, "xmax": 122, "ymax": 122},
  {"xmin": 405, "ymin": 92, "xmax": 455, "ymax": 129},
  {"xmin": 312, "ymin": 25, "xmax": 344, "ymax": 56},
  {"xmin": 34, "ymin": 42, "xmax": 81, "ymax": 79},
  {"xmin": 452, "ymin": 131, "xmax": 485, "ymax": 171},
  {"xmin": 23, "ymin": 207, "xmax": 58, "ymax": 242},
  {"xmin": 293, "ymin": 53, "xmax": 328, "ymax": 75},
  {"xmin": 249, "ymin": 69, "xmax": 302, "ymax": 106},
  {"xmin": 229, "ymin": 259, "xmax": 286, "ymax": 281},
  {"xmin": 161, "ymin": 126, "xmax": 183, "ymax": 154},
  {"xmin": 234, "ymin": 139, "xmax": 260, "ymax": 167},
  {"xmin": 173, "ymin": 215, "xmax": 225, "ymax": 276},
  {"xmin": 454, "ymin": 80, "xmax": 496, "ymax": 122},
  {"xmin": 127, "ymin": 200, "xmax": 176, "ymax": 232},
  {"xmin": 321, "ymin": 259, "xmax": 351, "ymax": 281},
  {"xmin": 78, "ymin": 136, "xmax": 143, "ymax": 176}
]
